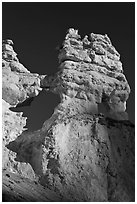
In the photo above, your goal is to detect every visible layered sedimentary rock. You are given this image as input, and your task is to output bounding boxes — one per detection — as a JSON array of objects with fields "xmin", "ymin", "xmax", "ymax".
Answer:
[
  {"xmin": 3, "ymin": 29, "xmax": 134, "ymax": 201},
  {"xmin": 50, "ymin": 29, "xmax": 130, "ymax": 120}
]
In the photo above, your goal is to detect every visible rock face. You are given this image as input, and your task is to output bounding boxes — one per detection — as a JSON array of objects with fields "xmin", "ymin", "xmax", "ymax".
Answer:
[
  {"xmin": 2, "ymin": 40, "xmax": 44, "ymax": 106},
  {"xmin": 3, "ymin": 29, "xmax": 135, "ymax": 201},
  {"xmin": 2, "ymin": 39, "xmax": 45, "ymax": 179},
  {"xmin": 3, "ymin": 170, "xmax": 69, "ymax": 202}
]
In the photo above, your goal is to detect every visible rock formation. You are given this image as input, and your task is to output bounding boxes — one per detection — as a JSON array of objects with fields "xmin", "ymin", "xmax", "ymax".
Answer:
[{"xmin": 2, "ymin": 29, "xmax": 135, "ymax": 201}]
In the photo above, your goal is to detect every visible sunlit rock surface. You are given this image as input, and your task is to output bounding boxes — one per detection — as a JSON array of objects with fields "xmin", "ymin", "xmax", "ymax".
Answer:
[
  {"xmin": 2, "ymin": 40, "xmax": 44, "ymax": 106},
  {"xmin": 3, "ymin": 29, "xmax": 134, "ymax": 201},
  {"xmin": 2, "ymin": 40, "xmax": 44, "ymax": 182}
]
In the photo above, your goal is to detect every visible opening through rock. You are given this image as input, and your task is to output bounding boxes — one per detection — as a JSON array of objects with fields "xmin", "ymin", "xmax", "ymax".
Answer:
[{"xmin": 10, "ymin": 90, "xmax": 60, "ymax": 131}]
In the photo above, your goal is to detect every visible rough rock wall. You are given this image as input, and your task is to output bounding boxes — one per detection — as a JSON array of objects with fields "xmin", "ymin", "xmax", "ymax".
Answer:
[
  {"xmin": 3, "ymin": 29, "xmax": 135, "ymax": 201},
  {"xmin": 2, "ymin": 39, "xmax": 45, "ymax": 179}
]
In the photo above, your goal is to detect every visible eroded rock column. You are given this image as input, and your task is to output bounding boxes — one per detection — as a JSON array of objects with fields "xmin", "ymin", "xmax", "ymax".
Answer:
[
  {"xmin": 42, "ymin": 28, "xmax": 130, "ymax": 120},
  {"xmin": 4, "ymin": 29, "xmax": 134, "ymax": 201}
]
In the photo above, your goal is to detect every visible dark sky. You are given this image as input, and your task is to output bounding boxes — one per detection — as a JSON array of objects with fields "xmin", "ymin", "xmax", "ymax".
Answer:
[{"xmin": 2, "ymin": 2, "xmax": 135, "ymax": 129}]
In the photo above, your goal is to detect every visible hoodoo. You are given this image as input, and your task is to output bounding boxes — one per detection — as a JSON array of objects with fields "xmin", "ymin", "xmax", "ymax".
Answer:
[{"xmin": 2, "ymin": 29, "xmax": 134, "ymax": 201}]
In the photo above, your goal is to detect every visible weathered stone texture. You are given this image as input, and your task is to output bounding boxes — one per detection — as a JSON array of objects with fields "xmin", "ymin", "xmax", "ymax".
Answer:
[
  {"xmin": 7, "ymin": 114, "xmax": 134, "ymax": 201},
  {"xmin": 3, "ymin": 171, "xmax": 68, "ymax": 202},
  {"xmin": 2, "ymin": 40, "xmax": 43, "ymax": 106},
  {"xmin": 2, "ymin": 29, "xmax": 134, "ymax": 201},
  {"xmin": 2, "ymin": 40, "xmax": 42, "ymax": 180},
  {"xmin": 43, "ymin": 28, "xmax": 130, "ymax": 120}
]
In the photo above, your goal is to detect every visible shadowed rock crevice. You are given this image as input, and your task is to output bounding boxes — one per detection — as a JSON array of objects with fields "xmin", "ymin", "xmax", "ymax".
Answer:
[
  {"xmin": 98, "ymin": 101, "xmax": 107, "ymax": 116},
  {"xmin": 9, "ymin": 90, "xmax": 60, "ymax": 131}
]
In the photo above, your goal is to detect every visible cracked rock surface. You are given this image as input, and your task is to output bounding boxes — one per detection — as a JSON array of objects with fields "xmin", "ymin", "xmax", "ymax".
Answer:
[{"xmin": 3, "ymin": 29, "xmax": 134, "ymax": 201}]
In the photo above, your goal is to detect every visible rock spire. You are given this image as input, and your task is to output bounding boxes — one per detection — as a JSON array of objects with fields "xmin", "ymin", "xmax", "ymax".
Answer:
[{"xmin": 2, "ymin": 29, "xmax": 134, "ymax": 201}]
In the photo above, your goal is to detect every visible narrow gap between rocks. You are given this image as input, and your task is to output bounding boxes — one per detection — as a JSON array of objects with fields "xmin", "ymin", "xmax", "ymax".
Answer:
[
  {"xmin": 10, "ymin": 90, "xmax": 60, "ymax": 131},
  {"xmin": 98, "ymin": 102, "xmax": 107, "ymax": 116}
]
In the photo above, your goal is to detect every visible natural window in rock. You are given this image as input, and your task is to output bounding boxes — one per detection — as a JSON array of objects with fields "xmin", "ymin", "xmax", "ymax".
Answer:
[{"xmin": 10, "ymin": 90, "xmax": 60, "ymax": 131}]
